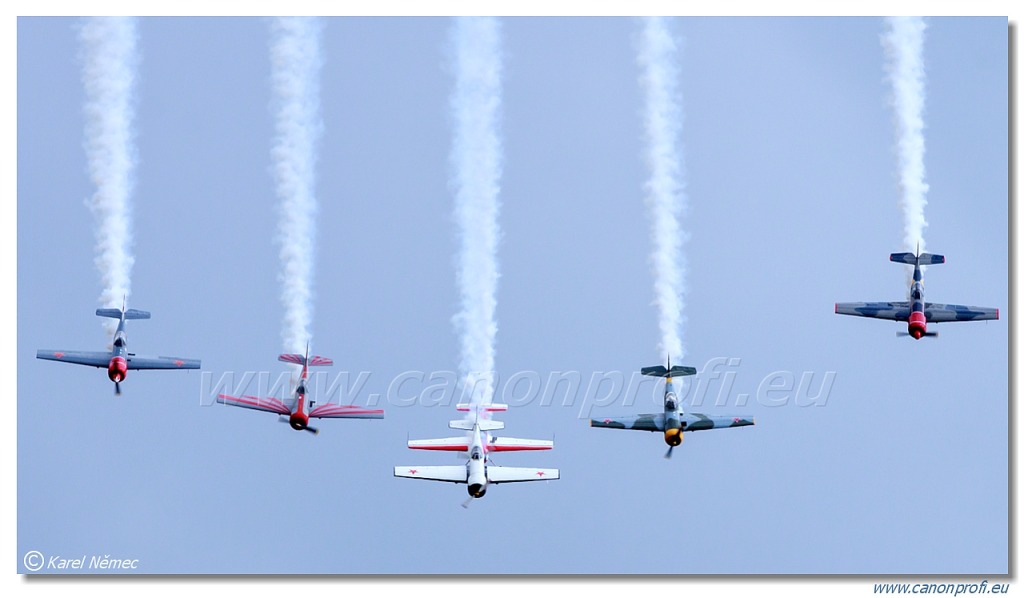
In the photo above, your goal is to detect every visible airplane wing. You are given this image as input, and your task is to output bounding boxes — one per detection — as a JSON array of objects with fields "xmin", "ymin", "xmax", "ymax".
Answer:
[
  {"xmin": 406, "ymin": 437, "xmax": 554, "ymax": 451},
  {"xmin": 36, "ymin": 350, "xmax": 110, "ymax": 368},
  {"xmin": 589, "ymin": 413, "xmax": 666, "ymax": 431},
  {"xmin": 393, "ymin": 466, "xmax": 467, "ymax": 483},
  {"xmin": 589, "ymin": 413, "xmax": 754, "ymax": 431},
  {"xmin": 127, "ymin": 355, "xmax": 201, "ymax": 370},
  {"xmin": 835, "ymin": 301, "xmax": 911, "ymax": 321},
  {"xmin": 308, "ymin": 403, "xmax": 384, "ymax": 419},
  {"xmin": 924, "ymin": 303, "xmax": 999, "ymax": 323},
  {"xmin": 685, "ymin": 413, "xmax": 756, "ymax": 430},
  {"xmin": 408, "ymin": 437, "xmax": 470, "ymax": 451},
  {"xmin": 487, "ymin": 465, "xmax": 560, "ymax": 483},
  {"xmin": 216, "ymin": 394, "xmax": 292, "ymax": 416},
  {"xmin": 489, "ymin": 437, "xmax": 554, "ymax": 451}
]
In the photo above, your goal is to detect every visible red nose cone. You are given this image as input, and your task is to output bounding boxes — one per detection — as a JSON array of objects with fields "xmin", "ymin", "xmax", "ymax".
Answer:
[
  {"xmin": 908, "ymin": 312, "xmax": 927, "ymax": 340},
  {"xmin": 107, "ymin": 357, "xmax": 128, "ymax": 382},
  {"xmin": 289, "ymin": 413, "xmax": 309, "ymax": 431}
]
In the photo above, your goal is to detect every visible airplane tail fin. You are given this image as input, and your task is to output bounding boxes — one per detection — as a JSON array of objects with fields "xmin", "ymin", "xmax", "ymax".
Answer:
[
  {"xmin": 890, "ymin": 252, "xmax": 945, "ymax": 266},
  {"xmin": 96, "ymin": 308, "xmax": 151, "ymax": 320}
]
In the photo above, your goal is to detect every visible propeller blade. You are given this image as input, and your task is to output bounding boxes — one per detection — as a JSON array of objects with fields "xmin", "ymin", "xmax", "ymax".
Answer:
[
  {"xmin": 304, "ymin": 425, "xmax": 319, "ymax": 435},
  {"xmin": 461, "ymin": 497, "xmax": 473, "ymax": 509},
  {"xmin": 664, "ymin": 445, "xmax": 674, "ymax": 460},
  {"xmin": 115, "ymin": 382, "xmax": 121, "ymax": 396},
  {"xmin": 278, "ymin": 416, "xmax": 290, "ymax": 424}
]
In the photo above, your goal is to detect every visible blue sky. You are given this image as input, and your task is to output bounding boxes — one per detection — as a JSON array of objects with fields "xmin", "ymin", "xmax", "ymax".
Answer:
[{"xmin": 16, "ymin": 16, "xmax": 1007, "ymax": 577}]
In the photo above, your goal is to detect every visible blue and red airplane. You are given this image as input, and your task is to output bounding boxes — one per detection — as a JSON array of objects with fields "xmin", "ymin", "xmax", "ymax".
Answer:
[
  {"xmin": 836, "ymin": 247, "xmax": 999, "ymax": 339},
  {"xmin": 37, "ymin": 301, "xmax": 201, "ymax": 395}
]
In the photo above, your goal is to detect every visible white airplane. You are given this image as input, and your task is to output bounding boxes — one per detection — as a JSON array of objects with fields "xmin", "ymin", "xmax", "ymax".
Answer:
[{"xmin": 394, "ymin": 403, "xmax": 559, "ymax": 505}]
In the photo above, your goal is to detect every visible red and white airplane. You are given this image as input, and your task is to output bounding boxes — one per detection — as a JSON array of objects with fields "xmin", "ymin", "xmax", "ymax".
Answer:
[
  {"xmin": 395, "ymin": 403, "xmax": 558, "ymax": 505},
  {"xmin": 217, "ymin": 345, "xmax": 383, "ymax": 434}
]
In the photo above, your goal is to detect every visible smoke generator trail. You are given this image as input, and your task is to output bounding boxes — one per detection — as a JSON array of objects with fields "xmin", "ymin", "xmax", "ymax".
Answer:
[
  {"xmin": 638, "ymin": 16, "xmax": 687, "ymax": 361},
  {"xmin": 883, "ymin": 17, "xmax": 930, "ymax": 261},
  {"xmin": 80, "ymin": 17, "xmax": 139, "ymax": 338},
  {"xmin": 449, "ymin": 17, "xmax": 504, "ymax": 408},
  {"xmin": 270, "ymin": 17, "xmax": 324, "ymax": 358}
]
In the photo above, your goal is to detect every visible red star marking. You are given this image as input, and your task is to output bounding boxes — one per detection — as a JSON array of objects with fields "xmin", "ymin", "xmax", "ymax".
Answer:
[
  {"xmin": 733, "ymin": 418, "xmax": 741, "ymax": 423},
  {"xmin": 536, "ymin": 471, "xmax": 545, "ymax": 477},
  {"xmin": 174, "ymin": 360, "xmax": 185, "ymax": 367},
  {"xmin": 603, "ymin": 418, "xmax": 612, "ymax": 423},
  {"xmin": 408, "ymin": 469, "xmax": 418, "ymax": 474},
  {"xmin": 54, "ymin": 352, "xmax": 65, "ymax": 359}
]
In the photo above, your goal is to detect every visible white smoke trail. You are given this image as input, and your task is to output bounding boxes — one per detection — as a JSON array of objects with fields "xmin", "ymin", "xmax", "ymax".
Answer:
[
  {"xmin": 79, "ymin": 17, "xmax": 139, "ymax": 339},
  {"xmin": 270, "ymin": 17, "xmax": 323, "ymax": 357},
  {"xmin": 450, "ymin": 17, "xmax": 503, "ymax": 408},
  {"xmin": 638, "ymin": 16, "xmax": 687, "ymax": 361},
  {"xmin": 883, "ymin": 16, "xmax": 929, "ymax": 259}
]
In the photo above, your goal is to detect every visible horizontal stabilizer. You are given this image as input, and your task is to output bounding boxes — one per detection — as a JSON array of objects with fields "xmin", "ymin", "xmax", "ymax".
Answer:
[
  {"xmin": 449, "ymin": 419, "xmax": 504, "ymax": 431},
  {"xmin": 96, "ymin": 308, "xmax": 151, "ymax": 320},
  {"xmin": 456, "ymin": 403, "xmax": 508, "ymax": 412},
  {"xmin": 641, "ymin": 365, "xmax": 697, "ymax": 378},
  {"xmin": 278, "ymin": 354, "xmax": 333, "ymax": 367},
  {"xmin": 890, "ymin": 252, "xmax": 945, "ymax": 266}
]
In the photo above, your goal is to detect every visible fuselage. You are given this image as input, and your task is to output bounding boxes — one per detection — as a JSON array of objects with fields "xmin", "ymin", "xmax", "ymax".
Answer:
[
  {"xmin": 107, "ymin": 318, "xmax": 129, "ymax": 384},
  {"xmin": 662, "ymin": 378, "xmax": 684, "ymax": 447},
  {"xmin": 907, "ymin": 264, "xmax": 927, "ymax": 339},
  {"xmin": 466, "ymin": 423, "xmax": 488, "ymax": 497},
  {"xmin": 288, "ymin": 364, "xmax": 311, "ymax": 430}
]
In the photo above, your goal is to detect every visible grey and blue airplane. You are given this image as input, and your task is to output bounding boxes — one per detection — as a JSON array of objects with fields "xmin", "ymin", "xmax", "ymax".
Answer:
[
  {"xmin": 835, "ymin": 247, "xmax": 999, "ymax": 339},
  {"xmin": 37, "ymin": 301, "xmax": 201, "ymax": 395},
  {"xmin": 590, "ymin": 358, "xmax": 755, "ymax": 459}
]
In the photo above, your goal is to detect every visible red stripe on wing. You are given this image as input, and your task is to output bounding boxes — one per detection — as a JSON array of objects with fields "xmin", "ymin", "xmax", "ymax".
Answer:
[
  {"xmin": 308, "ymin": 404, "xmax": 384, "ymax": 418},
  {"xmin": 217, "ymin": 394, "xmax": 291, "ymax": 415},
  {"xmin": 409, "ymin": 444, "xmax": 470, "ymax": 451}
]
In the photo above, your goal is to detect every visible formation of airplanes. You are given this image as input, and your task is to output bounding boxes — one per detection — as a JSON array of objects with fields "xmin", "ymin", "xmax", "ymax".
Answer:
[{"xmin": 34, "ymin": 246, "xmax": 999, "ymax": 502}]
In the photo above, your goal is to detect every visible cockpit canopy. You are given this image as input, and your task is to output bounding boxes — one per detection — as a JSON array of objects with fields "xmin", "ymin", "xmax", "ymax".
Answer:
[
  {"xmin": 470, "ymin": 447, "xmax": 482, "ymax": 460},
  {"xmin": 665, "ymin": 391, "xmax": 678, "ymax": 412},
  {"xmin": 113, "ymin": 332, "xmax": 126, "ymax": 347}
]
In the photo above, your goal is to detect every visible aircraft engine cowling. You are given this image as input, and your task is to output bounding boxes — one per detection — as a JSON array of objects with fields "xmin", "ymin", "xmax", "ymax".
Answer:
[
  {"xmin": 107, "ymin": 356, "xmax": 128, "ymax": 383},
  {"xmin": 468, "ymin": 459, "xmax": 487, "ymax": 497},
  {"xmin": 664, "ymin": 428, "xmax": 684, "ymax": 447},
  {"xmin": 908, "ymin": 312, "xmax": 927, "ymax": 340},
  {"xmin": 289, "ymin": 412, "xmax": 309, "ymax": 431}
]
